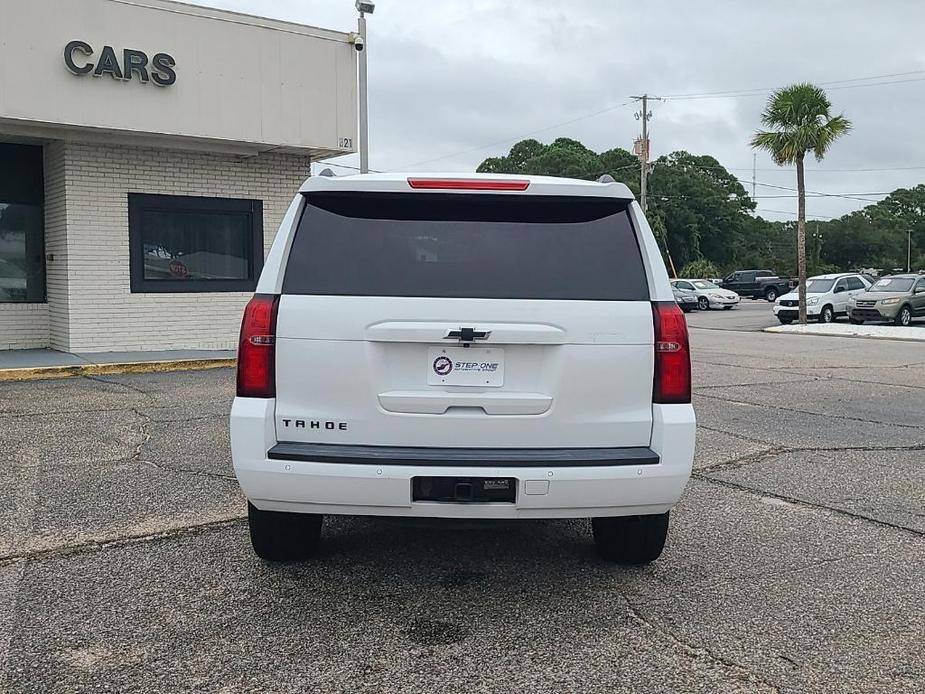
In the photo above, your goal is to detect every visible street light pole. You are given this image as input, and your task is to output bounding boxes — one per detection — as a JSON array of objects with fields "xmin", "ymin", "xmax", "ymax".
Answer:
[{"xmin": 357, "ymin": 9, "xmax": 369, "ymax": 174}]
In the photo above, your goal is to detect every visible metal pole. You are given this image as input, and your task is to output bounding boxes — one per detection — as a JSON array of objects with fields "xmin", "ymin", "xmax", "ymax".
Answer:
[
  {"xmin": 358, "ymin": 12, "xmax": 369, "ymax": 174},
  {"xmin": 909, "ymin": 230, "xmax": 912, "ymax": 272},
  {"xmin": 640, "ymin": 94, "xmax": 648, "ymax": 214},
  {"xmin": 752, "ymin": 153, "xmax": 757, "ymax": 200}
]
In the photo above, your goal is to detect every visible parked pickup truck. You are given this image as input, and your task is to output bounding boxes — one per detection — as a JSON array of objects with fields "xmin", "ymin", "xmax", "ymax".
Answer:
[{"xmin": 718, "ymin": 269, "xmax": 797, "ymax": 302}]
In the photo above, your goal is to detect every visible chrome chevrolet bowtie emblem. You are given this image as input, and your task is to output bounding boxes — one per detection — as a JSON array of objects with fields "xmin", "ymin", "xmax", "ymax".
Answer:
[{"xmin": 444, "ymin": 327, "xmax": 490, "ymax": 342}]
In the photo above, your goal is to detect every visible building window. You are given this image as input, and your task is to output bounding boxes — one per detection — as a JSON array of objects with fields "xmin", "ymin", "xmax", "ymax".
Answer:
[
  {"xmin": 0, "ymin": 144, "xmax": 45, "ymax": 303},
  {"xmin": 128, "ymin": 194, "xmax": 263, "ymax": 293}
]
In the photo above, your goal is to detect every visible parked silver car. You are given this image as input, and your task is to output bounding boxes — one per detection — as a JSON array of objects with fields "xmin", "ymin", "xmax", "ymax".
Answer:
[
  {"xmin": 848, "ymin": 274, "xmax": 925, "ymax": 326},
  {"xmin": 671, "ymin": 279, "xmax": 740, "ymax": 310}
]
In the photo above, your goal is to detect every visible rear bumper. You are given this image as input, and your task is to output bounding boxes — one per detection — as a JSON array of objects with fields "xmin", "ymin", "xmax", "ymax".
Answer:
[{"xmin": 230, "ymin": 399, "xmax": 696, "ymax": 519}]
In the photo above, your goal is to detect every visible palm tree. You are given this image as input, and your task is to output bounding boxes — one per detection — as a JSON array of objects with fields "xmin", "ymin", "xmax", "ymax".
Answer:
[{"xmin": 751, "ymin": 84, "xmax": 851, "ymax": 324}]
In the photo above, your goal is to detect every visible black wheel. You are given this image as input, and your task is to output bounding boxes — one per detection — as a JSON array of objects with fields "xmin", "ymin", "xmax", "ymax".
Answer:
[
  {"xmin": 697, "ymin": 296, "xmax": 710, "ymax": 311},
  {"xmin": 592, "ymin": 512, "xmax": 669, "ymax": 564},
  {"xmin": 778, "ymin": 316, "xmax": 793, "ymax": 325},
  {"xmin": 764, "ymin": 288, "xmax": 778, "ymax": 302},
  {"xmin": 819, "ymin": 305, "xmax": 835, "ymax": 323},
  {"xmin": 894, "ymin": 305, "xmax": 913, "ymax": 327},
  {"xmin": 248, "ymin": 501, "xmax": 323, "ymax": 561}
]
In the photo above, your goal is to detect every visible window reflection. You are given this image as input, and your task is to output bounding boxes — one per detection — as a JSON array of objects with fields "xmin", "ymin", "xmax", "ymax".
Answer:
[{"xmin": 0, "ymin": 203, "xmax": 45, "ymax": 303}]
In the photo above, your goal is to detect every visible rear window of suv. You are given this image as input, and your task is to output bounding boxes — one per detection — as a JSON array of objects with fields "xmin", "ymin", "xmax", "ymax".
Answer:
[{"xmin": 282, "ymin": 192, "xmax": 649, "ymax": 301}]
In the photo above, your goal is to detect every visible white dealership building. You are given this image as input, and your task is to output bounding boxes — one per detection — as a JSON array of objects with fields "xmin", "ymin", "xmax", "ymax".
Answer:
[{"xmin": 0, "ymin": 0, "xmax": 357, "ymax": 352}]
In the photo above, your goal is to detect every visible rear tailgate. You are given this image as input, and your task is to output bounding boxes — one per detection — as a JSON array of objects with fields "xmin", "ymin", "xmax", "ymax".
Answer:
[{"xmin": 274, "ymin": 190, "xmax": 654, "ymax": 449}]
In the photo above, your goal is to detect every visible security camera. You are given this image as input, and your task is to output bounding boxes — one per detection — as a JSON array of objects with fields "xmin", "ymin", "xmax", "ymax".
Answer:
[
  {"xmin": 350, "ymin": 34, "xmax": 365, "ymax": 51},
  {"xmin": 356, "ymin": 1, "xmax": 375, "ymax": 13}
]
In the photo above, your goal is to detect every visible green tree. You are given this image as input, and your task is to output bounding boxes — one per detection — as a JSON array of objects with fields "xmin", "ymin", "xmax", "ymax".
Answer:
[
  {"xmin": 679, "ymin": 259, "xmax": 719, "ymax": 279},
  {"xmin": 647, "ymin": 152, "xmax": 754, "ymax": 269},
  {"xmin": 477, "ymin": 140, "xmax": 755, "ymax": 274},
  {"xmin": 751, "ymin": 84, "xmax": 851, "ymax": 323}
]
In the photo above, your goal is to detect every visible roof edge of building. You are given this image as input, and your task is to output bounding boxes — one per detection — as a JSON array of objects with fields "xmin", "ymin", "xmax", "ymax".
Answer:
[{"xmin": 105, "ymin": 0, "xmax": 353, "ymax": 43}]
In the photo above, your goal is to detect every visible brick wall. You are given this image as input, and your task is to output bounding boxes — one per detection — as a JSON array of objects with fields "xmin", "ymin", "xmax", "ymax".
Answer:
[
  {"xmin": 0, "ymin": 303, "xmax": 49, "ymax": 349},
  {"xmin": 59, "ymin": 142, "xmax": 311, "ymax": 352},
  {"xmin": 45, "ymin": 141, "xmax": 69, "ymax": 351}
]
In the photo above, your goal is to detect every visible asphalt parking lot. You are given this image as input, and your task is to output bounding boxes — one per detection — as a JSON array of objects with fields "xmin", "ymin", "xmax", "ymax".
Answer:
[{"xmin": 1, "ymin": 314, "xmax": 923, "ymax": 693}]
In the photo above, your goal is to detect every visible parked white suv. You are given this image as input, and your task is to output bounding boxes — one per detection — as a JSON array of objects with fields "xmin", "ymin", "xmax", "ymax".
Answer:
[
  {"xmin": 772, "ymin": 272, "xmax": 871, "ymax": 323},
  {"xmin": 231, "ymin": 174, "xmax": 696, "ymax": 564}
]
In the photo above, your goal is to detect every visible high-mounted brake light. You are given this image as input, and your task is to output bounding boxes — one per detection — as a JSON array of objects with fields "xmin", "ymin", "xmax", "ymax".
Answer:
[
  {"xmin": 407, "ymin": 178, "xmax": 530, "ymax": 191},
  {"xmin": 237, "ymin": 294, "xmax": 280, "ymax": 398},
  {"xmin": 652, "ymin": 301, "xmax": 691, "ymax": 404}
]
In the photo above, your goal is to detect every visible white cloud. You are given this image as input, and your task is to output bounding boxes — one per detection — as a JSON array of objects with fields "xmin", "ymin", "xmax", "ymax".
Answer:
[{"xmin": 200, "ymin": 0, "xmax": 925, "ymax": 220}]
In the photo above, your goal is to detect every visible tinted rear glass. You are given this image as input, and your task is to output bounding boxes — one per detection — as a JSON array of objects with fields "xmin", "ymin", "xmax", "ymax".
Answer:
[{"xmin": 283, "ymin": 192, "xmax": 648, "ymax": 301}]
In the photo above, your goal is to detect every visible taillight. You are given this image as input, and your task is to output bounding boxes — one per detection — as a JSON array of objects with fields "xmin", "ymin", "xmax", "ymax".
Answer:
[
  {"xmin": 237, "ymin": 294, "xmax": 279, "ymax": 398},
  {"xmin": 407, "ymin": 178, "xmax": 530, "ymax": 191},
  {"xmin": 652, "ymin": 301, "xmax": 691, "ymax": 404}
]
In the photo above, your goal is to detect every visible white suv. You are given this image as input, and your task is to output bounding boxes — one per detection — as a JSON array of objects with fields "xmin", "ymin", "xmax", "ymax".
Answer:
[
  {"xmin": 773, "ymin": 272, "xmax": 871, "ymax": 324},
  {"xmin": 231, "ymin": 174, "xmax": 696, "ymax": 564}
]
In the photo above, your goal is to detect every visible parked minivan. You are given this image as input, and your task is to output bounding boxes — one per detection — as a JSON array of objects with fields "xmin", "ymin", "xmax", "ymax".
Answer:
[{"xmin": 230, "ymin": 174, "xmax": 696, "ymax": 564}]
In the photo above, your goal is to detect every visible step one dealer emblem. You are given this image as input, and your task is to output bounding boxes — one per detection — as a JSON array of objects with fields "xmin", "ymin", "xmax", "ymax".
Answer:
[{"xmin": 433, "ymin": 356, "xmax": 453, "ymax": 376}]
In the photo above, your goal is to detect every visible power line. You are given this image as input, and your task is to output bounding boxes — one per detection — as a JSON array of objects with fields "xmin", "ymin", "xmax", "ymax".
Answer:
[
  {"xmin": 755, "ymin": 208, "xmax": 836, "ymax": 220},
  {"xmin": 724, "ymin": 165, "xmax": 925, "ymax": 173},
  {"xmin": 343, "ymin": 65, "xmax": 925, "ymax": 176},
  {"xmin": 749, "ymin": 180, "xmax": 887, "ymax": 203},
  {"xmin": 660, "ymin": 69, "xmax": 925, "ymax": 101}
]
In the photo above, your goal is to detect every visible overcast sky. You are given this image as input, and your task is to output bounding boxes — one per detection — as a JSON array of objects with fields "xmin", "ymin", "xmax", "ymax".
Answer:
[{"xmin": 205, "ymin": 0, "xmax": 924, "ymax": 221}]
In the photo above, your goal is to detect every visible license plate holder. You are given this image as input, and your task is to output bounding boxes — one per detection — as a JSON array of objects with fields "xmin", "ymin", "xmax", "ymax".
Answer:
[
  {"xmin": 427, "ymin": 346, "xmax": 504, "ymax": 387},
  {"xmin": 412, "ymin": 477, "xmax": 517, "ymax": 503}
]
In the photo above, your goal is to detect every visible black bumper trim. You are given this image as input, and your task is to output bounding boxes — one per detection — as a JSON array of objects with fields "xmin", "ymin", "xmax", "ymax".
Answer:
[{"xmin": 267, "ymin": 442, "xmax": 660, "ymax": 467}]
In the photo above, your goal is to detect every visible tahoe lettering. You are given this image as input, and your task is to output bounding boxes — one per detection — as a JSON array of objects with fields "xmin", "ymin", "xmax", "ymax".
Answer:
[{"xmin": 281, "ymin": 419, "xmax": 348, "ymax": 431}]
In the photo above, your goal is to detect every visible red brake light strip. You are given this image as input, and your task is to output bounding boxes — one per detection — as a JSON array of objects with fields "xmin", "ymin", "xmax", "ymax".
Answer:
[{"xmin": 407, "ymin": 178, "xmax": 530, "ymax": 191}]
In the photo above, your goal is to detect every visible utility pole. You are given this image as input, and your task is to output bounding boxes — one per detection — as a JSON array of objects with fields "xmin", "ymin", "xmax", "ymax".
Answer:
[
  {"xmin": 752, "ymin": 153, "xmax": 757, "ymax": 200},
  {"xmin": 632, "ymin": 94, "xmax": 661, "ymax": 213},
  {"xmin": 909, "ymin": 230, "xmax": 913, "ymax": 272},
  {"xmin": 632, "ymin": 95, "xmax": 674, "ymax": 276},
  {"xmin": 354, "ymin": 2, "xmax": 375, "ymax": 173}
]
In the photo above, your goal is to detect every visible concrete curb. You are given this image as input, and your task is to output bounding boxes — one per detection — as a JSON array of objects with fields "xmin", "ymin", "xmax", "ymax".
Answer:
[
  {"xmin": 0, "ymin": 358, "xmax": 236, "ymax": 382},
  {"xmin": 763, "ymin": 325, "xmax": 925, "ymax": 343}
]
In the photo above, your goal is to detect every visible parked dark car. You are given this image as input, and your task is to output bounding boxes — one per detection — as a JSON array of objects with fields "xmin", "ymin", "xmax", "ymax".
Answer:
[
  {"xmin": 672, "ymin": 286, "xmax": 699, "ymax": 313},
  {"xmin": 719, "ymin": 269, "xmax": 797, "ymax": 302}
]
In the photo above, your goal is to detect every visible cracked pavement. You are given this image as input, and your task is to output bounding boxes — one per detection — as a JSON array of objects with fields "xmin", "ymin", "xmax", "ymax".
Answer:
[{"xmin": 1, "ymin": 304, "xmax": 923, "ymax": 693}]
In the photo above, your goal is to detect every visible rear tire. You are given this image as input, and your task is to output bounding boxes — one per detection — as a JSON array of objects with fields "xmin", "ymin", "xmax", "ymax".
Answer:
[
  {"xmin": 248, "ymin": 501, "xmax": 323, "ymax": 561},
  {"xmin": 764, "ymin": 288, "xmax": 778, "ymax": 302},
  {"xmin": 592, "ymin": 512, "xmax": 669, "ymax": 564}
]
